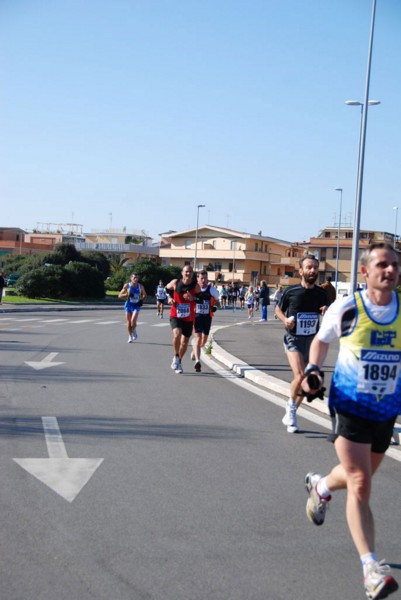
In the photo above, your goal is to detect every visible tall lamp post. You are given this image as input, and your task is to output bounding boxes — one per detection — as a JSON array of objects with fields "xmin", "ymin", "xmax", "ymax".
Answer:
[
  {"xmin": 394, "ymin": 206, "xmax": 399, "ymax": 248},
  {"xmin": 346, "ymin": 0, "xmax": 379, "ymax": 292},
  {"xmin": 334, "ymin": 188, "xmax": 343, "ymax": 294},
  {"xmin": 194, "ymin": 204, "xmax": 205, "ymax": 272}
]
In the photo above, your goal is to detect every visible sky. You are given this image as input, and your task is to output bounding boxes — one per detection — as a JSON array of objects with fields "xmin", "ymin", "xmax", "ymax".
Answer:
[{"xmin": 1, "ymin": 0, "xmax": 401, "ymax": 244}]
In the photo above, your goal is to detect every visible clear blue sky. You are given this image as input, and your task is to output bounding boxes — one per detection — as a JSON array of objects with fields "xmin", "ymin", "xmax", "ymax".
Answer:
[{"xmin": 1, "ymin": 0, "xmax": 400, "ymax": 243}]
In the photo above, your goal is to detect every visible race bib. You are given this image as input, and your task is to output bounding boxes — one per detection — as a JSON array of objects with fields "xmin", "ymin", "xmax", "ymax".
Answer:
[
  {"xmin": 177, "ymin": 303, "xmax": 190, "ymax": 318},
  {"xmin": 358, "ymin": 349, "xmax": 401, "ymax": 396},
  {"xmin": 196, "ymin": 301, "xmax": 210, "ymax": 315},
  {"xmin": 296, "ymin": 312, "xmax": 318, "ymax": 336},
  {"xmin": 129, "ymin": 293, "xmax": 140, "ymax": 304}
]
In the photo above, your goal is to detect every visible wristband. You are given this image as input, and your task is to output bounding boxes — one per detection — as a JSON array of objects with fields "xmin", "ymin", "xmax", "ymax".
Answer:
[{"xmin": 304, "ymin": 363, "xmax": 323, "ymax": 377}]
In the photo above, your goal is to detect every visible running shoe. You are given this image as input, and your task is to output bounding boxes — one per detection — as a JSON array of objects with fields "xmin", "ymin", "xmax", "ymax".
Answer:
[
  {"xmin": 282, "ymin": 402, "xmax": 299, "ymax": 433},
  {"xmin": 175, "ymin": 360, "xmax": 183, "ymax": 374},
  {"xmin": 194, "ymin": 361, "xmax": 201, "ymax": 372},
  {"xmin": 190, "ymin": 350, "xmax": 195, "ymax": 361},
  {"xmin": 171, "ymin": 356, "xmax": 179, "ymax": 370},
  {"xmin": 132, "ymin": 330, "xmax": 138, "ymax": 341},
  {"xmin": 127, "ymin": 336, "xmax": 133, "ymax": 343},
  {"xmin": 305, "ymin": 472, "xmax": 331, "ymax": 526},
  {"xmin": 364, "ymin": 561, "xmax": 398, "ymax": 600}
]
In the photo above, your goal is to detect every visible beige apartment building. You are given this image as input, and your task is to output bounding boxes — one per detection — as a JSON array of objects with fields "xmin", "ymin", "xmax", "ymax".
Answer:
[
  {"xmin": 307, "ymin": 226, "xmax": 397, "ymax": 287},
  {"xmin": 159, "ymin": 225, "xmax": 305, "ymax": 286}
]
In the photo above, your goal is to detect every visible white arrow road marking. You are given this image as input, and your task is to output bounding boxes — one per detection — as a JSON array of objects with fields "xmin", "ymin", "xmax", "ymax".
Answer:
[
  {"xmin": 14, "ymin": 417, "xmax": 103, "ymax": 502},
  {"xmin": 24, "ymin": 352, "xmax": 65, "ymax": 370}
]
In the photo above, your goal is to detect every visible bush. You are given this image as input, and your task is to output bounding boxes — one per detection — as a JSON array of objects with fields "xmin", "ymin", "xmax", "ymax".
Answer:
[
  {"xmin": 64, "ymin": 262, "xmax": 105, "ymax": 298},
  {"xmin": 16, "ymin": 265, "xmax": 70, "ymax": 299},
  {"xmin": 15, "ymin": 263, "xmax": 105, "ymax": 299}
]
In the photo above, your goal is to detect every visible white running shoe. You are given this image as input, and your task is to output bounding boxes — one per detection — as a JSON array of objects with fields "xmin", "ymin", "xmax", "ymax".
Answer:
[
  {"xmin": 364, "ymin": 561, "xmax": 398, "ymax": 599},
  {"xmin": 305, "ymin": 472, "xmax": 331, "ymax": 526},
  {"xmin": 171, "ymin": 356, "xmax": 179, "ymax": 370},
  {"xmin": 175, "ymin": 360, "xmax": 183, "ymax": 374},
  {"xmin": 132, "ymin": 330, "xmax": 138, "ymax": 341},
  {"xmin": 282, "ymin": 402, "xmax": 299, "ymax": 433},
  {"xmin": 127, "ymin": 336, "xmax": 133, "ymax": 343}
]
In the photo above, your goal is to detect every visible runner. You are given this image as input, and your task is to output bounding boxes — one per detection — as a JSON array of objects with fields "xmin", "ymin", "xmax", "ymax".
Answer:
[
  {"xmin": 191, "ymin": 271, "xmax": 220, "ymax": 372},
  {"xmin": 118, "ymin": 273, "xmax": 147, "ymax": 343},
  {"xmin": 220, "ymin": 284, "xmax": 228, "ymax": 309},
  {"xmin": 275, "ymin": 255, "xmax": 327, "ymax": 432},
  {"xmin": 302, "ymin": 243, "xmax": 400, "ymax": 600},
  {"xmin": 155, "ymin": 279, "xmax": 167, "ymax": 318},
  {"xmin": 238, "ymin": 285, "xmax": 247, "ymax": 310},
  {"xmin": 245, "ymin": 285, "xmax": 255, "ymax": 319},
  {"xmin": 166, "ymin": 265, "xmax": 201, "ymax": 374}
]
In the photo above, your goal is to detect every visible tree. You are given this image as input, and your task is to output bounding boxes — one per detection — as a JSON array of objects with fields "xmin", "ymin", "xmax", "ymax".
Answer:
[
  {"xmin": 64, "ymin": 262, "xmax": 105, "ymax": 298},
  {"xmin": 80, "ymin": 250, "xmax": 110, "ymax": 279}
]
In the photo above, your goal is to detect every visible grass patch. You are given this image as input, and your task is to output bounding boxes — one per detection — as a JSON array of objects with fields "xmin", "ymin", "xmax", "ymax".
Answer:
[{"xmin": 3, "ymin": 292, "xmax": 121, "ymax": 304}]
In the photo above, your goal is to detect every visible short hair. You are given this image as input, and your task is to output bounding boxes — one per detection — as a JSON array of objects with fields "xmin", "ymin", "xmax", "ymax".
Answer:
[
  {"xmin": 360, "ymin": 242, "xmax": 397, "ymax": 267},
  {"xmin": 300, "ymin": 254, "xmax": 318, "ymax": 268},
  {"xmin": 198, "ymin": 270, "xmax": 208, "ymax": 276},
  {"xmin": 326, "ymin": 276, "xmax": 332, "ymax": 282}
]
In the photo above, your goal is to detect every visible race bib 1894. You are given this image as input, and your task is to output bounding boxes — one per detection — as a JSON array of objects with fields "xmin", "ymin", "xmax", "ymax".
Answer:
[{"xmin": 358, "ymin": 349, "xmax": 401, "ymax": 396}]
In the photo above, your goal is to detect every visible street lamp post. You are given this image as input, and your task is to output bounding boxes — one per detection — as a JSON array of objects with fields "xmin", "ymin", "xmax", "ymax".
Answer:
[
  {"xmin": 334, "ymin": 188, "xmax": 343, "ymax": 294},
  {"xmin": 394, "ymin": 206, "xmax": 399, "ymax": 248},
  {"xmin": 194, "ymin": 204, "xmax": 205, "ymax": 272},
  {"xmin": 346, "ymin": 0, "xmax": 378, "ymax": 292}
]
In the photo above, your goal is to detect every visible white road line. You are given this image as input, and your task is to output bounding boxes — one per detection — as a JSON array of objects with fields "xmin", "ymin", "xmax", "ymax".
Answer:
[
  {"xmin": 39, "ymin": 319, "xmax": 69, "ymax": 323},
  {"xmin": 67, "ymin": 319, "xmax": 95, "ymax": 323},
  {"xmin": 153, "ymin": 323, "xmax": 170, "ymax": 327},
  {"xmin": 96, "ymin": 321, "xmax": 122, "ymax": 325}
]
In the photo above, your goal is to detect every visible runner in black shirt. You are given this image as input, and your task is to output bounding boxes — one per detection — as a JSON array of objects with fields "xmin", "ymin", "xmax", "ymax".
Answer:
[{"xmin": 275, "ymin": 255, "xmax": 328, "ymax": 433}]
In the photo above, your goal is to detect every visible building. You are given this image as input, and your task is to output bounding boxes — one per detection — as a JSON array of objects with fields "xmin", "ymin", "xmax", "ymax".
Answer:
[
  {"xmin": 159, "ymin": 225, "xmax": 304, "ymax": 286},
  {"xmin": 76, "ymin": 227, "xmax": 159, "ymax": 264},
  {"xmin": 0, "ymin": 227, "xmax": 51, "ymax": 264},
  {"xmin": 306, "ymin": 226, "xmax": 397, "ymax": 288}
]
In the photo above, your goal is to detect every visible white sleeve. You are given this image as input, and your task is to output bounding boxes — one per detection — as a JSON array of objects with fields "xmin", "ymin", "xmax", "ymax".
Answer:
[
  {"xmin": 317, "ymin": 295, "xmax": 356, "ymax": 344},
  {"xmin": 210, "ymin": 287, "xmax": 220, "ymax": 300}
]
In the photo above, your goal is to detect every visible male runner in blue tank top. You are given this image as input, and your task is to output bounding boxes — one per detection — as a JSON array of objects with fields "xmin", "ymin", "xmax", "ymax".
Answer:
[
  {"xmin": 118, "ymin": 273, "xmax": 147, "ymax": 343},
  {"xmin": 302, "ymin": 243, "xmax": 400, "ymax": 600}
]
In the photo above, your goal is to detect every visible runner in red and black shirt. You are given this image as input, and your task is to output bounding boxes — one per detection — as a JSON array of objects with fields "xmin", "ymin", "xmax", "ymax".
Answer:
[{"xmin": 166, "ymin": 265, "xmax": 201, "ymax": 374}]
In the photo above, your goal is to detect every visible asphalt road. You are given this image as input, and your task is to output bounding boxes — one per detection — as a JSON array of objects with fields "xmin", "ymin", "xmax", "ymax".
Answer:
[{"xmin": 1, "ymin": 306, "xmax": 401, "ymax": 600}]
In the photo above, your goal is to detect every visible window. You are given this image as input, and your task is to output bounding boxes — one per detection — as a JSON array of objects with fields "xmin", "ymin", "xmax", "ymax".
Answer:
[
  {"xmin": 230, "ymin": 241, "xmax": 237, "ymax": 251},
  {"xmin": 185, "ymin": 240, "xmax": 191, "ymax": 249},
  {"xmin": 345, "ymin": 232, "xmax": 353, "ymax": 239},
  {"xmin": 325, "ymin": 231, "xmax": 331, "ymax": 238},
  {"xmin": 228, "ymin": 262, "xmax": 234, "ymax": 272},
  {"xmin": 255, "ymin": 242, "xmax": 259, "ymax": 251},
  {"xmin": 333, "ymin": 248, "xmax": 337, "ymax": 259},
  {"xmin": 214, "ymin": 263, "xmax": 222, "ymax": 271}
]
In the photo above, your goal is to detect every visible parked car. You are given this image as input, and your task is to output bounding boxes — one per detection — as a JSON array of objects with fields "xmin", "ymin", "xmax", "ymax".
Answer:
[{"xmin": 5, "ymin": 274, "xmax": 20, "ymax": 286}]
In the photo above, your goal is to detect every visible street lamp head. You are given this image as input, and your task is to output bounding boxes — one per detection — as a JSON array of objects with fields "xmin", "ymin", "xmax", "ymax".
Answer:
[
  {"xmin": 335, "ymin": 188, "xmax": 343, "ymax": 192},
  {"xmin": 345, "ymin": 100, "xmax": 381, "ymax": 107},
  {"xmin": 197, "ymin": 204, "xmax": 206, "ymax": 208}
]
